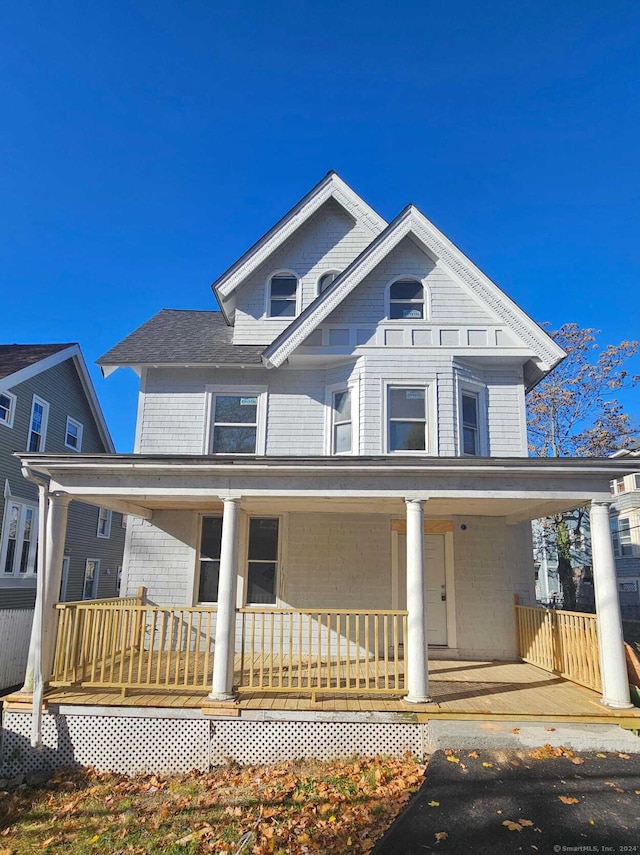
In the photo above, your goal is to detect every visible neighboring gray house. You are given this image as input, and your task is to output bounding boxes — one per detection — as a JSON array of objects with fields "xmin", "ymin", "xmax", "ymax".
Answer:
[
  {"xmin": 18, "ymin": 173, "xmax": 634, "ymax": 716},
  {"xmin": 610, "ymin": 441, "xmax": 640, "ymax": 617},
  {"xmin": 0, "ymin": 344, "xmax": 125, "ymax": 687}
]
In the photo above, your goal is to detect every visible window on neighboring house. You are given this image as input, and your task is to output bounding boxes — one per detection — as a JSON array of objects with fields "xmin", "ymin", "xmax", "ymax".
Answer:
[
  {"xmin": 198, "ymin": 516, "xmax": 222, "ymax": 602},
  {"xmin": 611, "ymin": 478, "xmax": 626, "ymax": 496},
  {"xmin": 60, "ymin": 556, "xmax": 71, "ymax": 600},
  {"xmin": 387, "ymin": 387, "xmax": 427, "ymax": 452},
  {"xmin": 0, "ymin": 391, "xmax": 16, "ymax": 428},
  {"xmin": 83, "ymin": 559, "xmax": 100, "ymax": 599},
  {"xmin": 611, "ymin": 517, "xmax": 634, "ymax": 557},
  {"xmin": 318, "ymin": 271, "xmax": 339, "ymax": 294},
  {"xmin": 388, "ymin": 279, "xmax": 424, "ymax": 320},
  {"xmin": 461, "ymin": 392, "xmax": 480, "ymax": 456},
  {"xmin": 331, "ymin": 389, "xmax": 352, "ymax": 453},
  {"xmin": 211, "ymin": 394, "xmax": 259, "ymax": 454},
  {"xmin": 247, "ymin": 518, "xmax": 279, "ymax": 604},
  {"xmin": 115, "ymin": 566, "xmax": 123, "ymax": 597},
  {"xmin": 632, "ymin": 474, "xmax": 640, "ymax": 491},
  {"xmin": 97, "ymin": 508, "xmax": 112, "ymax": 538},
  {"xmin": 268, "ymin": 274, "xmax": 298, "ymax": 318},
  {"xmin": 27, "ymin": 396, "xmax": 49, "ymax": 452},
  {"xmin": 65, "ymin": 416, "xmax": 83, "ymax": 451},
  {"xmin": 1, "ymin": 500, "xmax": 38, "ymax": 577}
]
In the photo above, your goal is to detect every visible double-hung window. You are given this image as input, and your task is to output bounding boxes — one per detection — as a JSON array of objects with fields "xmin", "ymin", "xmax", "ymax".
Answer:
[
  {"xmin": 65, "ymin": 417, "xmax": 83, "ymax": 451},
  {"xmin": 0, "ymin": 391, "xmax": 16, "ymax": 428},
  {"xmin": 611, "ymin": 517, "xmax": 634, "ymax": 558},
  {"xmin": 1, "ymin": 500, "xmax": 38, "ymax": 577},
  {"xmin": 331, "ymin": 389, "xmax": 352, "ymax": 453},
  {"xmin": 387, "ymin": 387, "xmax": 427, "ymax": 452},
  {"xmin": 28, "ymin": 396, "xmax": 49, "ymax": 452},
  {"xmin": 83, "ymin": 559, "xmax": 100, "ymax": 600},
  {"xmin": 211, "ymin": 393, "xmax": 261, "ymax": 454},
  {"xmin": 197, "ymin": 516, "xmax": 222, "ymax": 603},
  {"xmin": 611, "ymin": 478, "xmax": 626, "ymax": 496},
  {"xmin": 97, "ymin": 508, "xmax": 112, "ymax": 538},
  {"xmin": 388, "ymin": 279, "xmax": 424, "ymax": 320},
  {"xmin": 268, "ymin": 274, "xmax": 298, "ymax": 318},
  {"xmin": 461, "ymin": 392, "xmax": 480, "ymax": 456},
  {"xmin": 247, "ymin": 518, "xmax": 279, "ymax": 604}
]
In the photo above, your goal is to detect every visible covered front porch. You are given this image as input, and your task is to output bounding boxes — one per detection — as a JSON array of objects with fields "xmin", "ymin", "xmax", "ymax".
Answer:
[{"xmin": 12, "ymin": 454, "xmax": 638, "ymax": 726}]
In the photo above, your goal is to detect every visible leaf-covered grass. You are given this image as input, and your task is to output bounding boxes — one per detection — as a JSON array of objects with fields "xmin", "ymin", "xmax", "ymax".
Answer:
[{"xmin": 0, "ymin": 755, "xmax": 425, "ymax": 854}]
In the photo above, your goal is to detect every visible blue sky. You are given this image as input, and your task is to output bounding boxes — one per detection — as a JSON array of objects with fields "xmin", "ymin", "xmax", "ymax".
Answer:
[{"xmin": 1, "ymin": 0, "xmax": 639, "ymax": 451}]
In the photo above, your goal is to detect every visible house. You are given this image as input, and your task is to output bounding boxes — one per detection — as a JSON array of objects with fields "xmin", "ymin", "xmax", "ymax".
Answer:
[
  {"xmin": 610, "ymin": 441, "xmax": 640, "ymax": 619},
  {"xmin": 0, "ymin": 344, "xmax": 125, "ymax": 689},
  {"xmin": 531, "ymin": 512, "xmax": 595, "ymax": 610},
  {"xmin": 3, "ymin": 173, "xmax": 638, "ymax": 774}
]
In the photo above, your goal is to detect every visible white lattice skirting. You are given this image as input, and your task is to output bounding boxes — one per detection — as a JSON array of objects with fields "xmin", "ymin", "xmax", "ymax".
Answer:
[{"xmin": 1, "ymin": 711, "xmax": 427, "ymax": 776}]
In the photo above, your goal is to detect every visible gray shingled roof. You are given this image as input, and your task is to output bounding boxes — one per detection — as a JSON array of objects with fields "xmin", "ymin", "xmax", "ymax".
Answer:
[
  {"xmin": 97, "ymin": 310, "xmax": 265, "ymax": 366},
  {"xmin": 0, "ymin": 343, "xmax": 75, "ymax": 381}
]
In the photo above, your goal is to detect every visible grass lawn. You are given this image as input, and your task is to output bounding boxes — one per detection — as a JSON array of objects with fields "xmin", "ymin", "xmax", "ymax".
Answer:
[{"xmin": 0, "ymin": 755, "xmax": 424, "ymax": 854}]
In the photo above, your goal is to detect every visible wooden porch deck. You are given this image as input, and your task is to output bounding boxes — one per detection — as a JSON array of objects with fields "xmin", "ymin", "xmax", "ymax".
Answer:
[{"xmin": 41, "ymin": 658, "xmax": 640, "ymax": 727}]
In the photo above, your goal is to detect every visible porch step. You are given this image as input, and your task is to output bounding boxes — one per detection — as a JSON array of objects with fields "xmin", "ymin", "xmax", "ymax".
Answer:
[{"xmin": 426, "ymin": 720, "xmax": 640, "ymax": 754}]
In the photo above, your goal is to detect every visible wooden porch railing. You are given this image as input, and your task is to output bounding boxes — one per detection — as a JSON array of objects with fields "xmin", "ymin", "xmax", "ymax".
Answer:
[
  {"xmin": 51, "ymin": 602, "xmax": 217, "ymax": 691},
  {"xmin": 515, "ymin": 600, "xmax": 601, "ymax": 692},
  {"xmin": 238, "ymin": 608, "xmax": 408, "ymax": 699}
]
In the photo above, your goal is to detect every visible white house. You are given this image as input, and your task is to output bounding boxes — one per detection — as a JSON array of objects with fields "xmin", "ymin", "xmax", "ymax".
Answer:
[{"xmin": 5, "ymin": 173, "xmax": 637, "ymax": 773}]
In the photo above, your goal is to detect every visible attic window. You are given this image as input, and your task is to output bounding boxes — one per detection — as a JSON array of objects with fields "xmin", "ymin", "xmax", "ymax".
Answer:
[
  {"xmin": 268, "ymin": 274, "xmax": 298, "ymax": 318},
  {"xmin": 388, "ymin": 279, "xmax": 424, "ymax": 320},
  {"xmin": 318, "ymin": 271, "xmax": 339, "ymax": 294}
]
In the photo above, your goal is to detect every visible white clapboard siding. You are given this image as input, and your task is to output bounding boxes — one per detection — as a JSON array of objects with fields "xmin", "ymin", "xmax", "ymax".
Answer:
[{"xmin": 0, "ymin": 609, "xmax": 33, "ymax": 690}]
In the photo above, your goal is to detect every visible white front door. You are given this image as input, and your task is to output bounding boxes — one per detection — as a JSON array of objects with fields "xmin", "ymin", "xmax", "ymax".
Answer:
[{"xmin": 398, "ymin": 533, "xmax": 447, "ymax": 645}]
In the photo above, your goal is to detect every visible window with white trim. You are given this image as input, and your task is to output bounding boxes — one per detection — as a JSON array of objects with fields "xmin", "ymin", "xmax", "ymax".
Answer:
[
  {"xmin": 632, "ymin": 474, "xmax": 640, "ymax": 491},
  {"xmin": 247, "ymin": 518, "xmax": 279, "ymax": 604},
  {"xmin": 461, "ymin": 392, "xmax": 480, "ymax": 456},
  {"xmin": 197, "ymin": 516, "xmax": 222, "ymax": 603},
  {"xmin": 83, "ymin": 559, "xmax": 100, "ymax": 600},
  {"xmin": 1, "ymin": 499, "xmax": 38, "ymax": 577},
  {"xmin": 268, "ymin": 273, "xmax": 298, "ymax": 318},
  {"xmin": 0, "ymin": 391, "xmax": 16, "ymax": 428},
  {"xmin": 211, "ymin": 393, "xmax": 261, "ymax": 454},
  {"xmin": 331, "ymin": 389, "xmax": 352, "ymax": 454},
  {"xmin": 65, "ymin": 416, "xmax": 83, "ymax": 451},
  {"xmin": 611, "ymin": 517, "xmax": 634, "ymax": 557},
  {"xmin": 97, "ymin": 508, "xmax": 112, "ymax": 539},
  {"xmin": 27, "ymin": 396, "xmax": 49, "ymax": 452},
  {"xmin": 388, "ymin": 279, "xmax": 424, "ymax": 320},
  {"xmin": 387, "ymin": 387, "xmax": 427, "ymax": 452},
  {"xmin": 611, "ymin": 477, "xmax": 626, "ymax": 496},
  {"xmin": 318, "ymin": 271, "xmax": 340, "ymax": 294}
]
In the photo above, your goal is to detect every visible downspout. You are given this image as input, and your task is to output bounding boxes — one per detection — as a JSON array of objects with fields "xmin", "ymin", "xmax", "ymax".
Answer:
[{"xmin": 21, "ymin": 465, "xmax": 49, "ymax": 749}]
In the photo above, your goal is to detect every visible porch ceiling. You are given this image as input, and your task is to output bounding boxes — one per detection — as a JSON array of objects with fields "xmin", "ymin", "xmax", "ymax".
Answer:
[{"xmin": 18, "ymin": 453, "xmax": 636, "ymax": 523}]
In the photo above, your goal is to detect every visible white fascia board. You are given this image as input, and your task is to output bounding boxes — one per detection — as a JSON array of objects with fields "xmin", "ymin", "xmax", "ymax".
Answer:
[
  {"xmin": 212, "ymin": 173, "xmax": 387, "ymax": 304},
  {"xmin": 70, "ymin": 350, "xmax": 116, "ymax": 453},
  {"xmin": 264, "ymin": 206, "xmax": 566, "ymax": 371}
]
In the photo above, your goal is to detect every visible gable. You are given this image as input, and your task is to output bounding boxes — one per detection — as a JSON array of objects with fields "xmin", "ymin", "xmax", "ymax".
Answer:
[
  {"xmin": 232, "ymin": 198, "xmax": 379, "ymax": 345},
  {"xmin": 263, "ymin": 206, "xmax": 565, "ymax": 383}
]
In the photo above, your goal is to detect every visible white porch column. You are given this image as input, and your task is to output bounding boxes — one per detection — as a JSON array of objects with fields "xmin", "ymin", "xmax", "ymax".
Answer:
[
  {"xmin": 22, "ymin": 492, "xmax": 71, "ymax": 693},
  {"xmin": 591, "ymin": 501, "xmax": 632, "ymax": 709},
  {"xmin": 404, "ymin": 498, "xmax": 431, "ymax": 703},
  {"xmin": 209, "ymin": 497, "xmax": 241, "ymax": 701}
]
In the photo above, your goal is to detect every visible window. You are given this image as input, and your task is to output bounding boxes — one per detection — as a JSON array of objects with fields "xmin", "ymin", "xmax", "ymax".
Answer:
[
  {"xmin": 331, "ymin": 389, "xmax": 352, "ymax": 453},
  {"xmin": 388, "ymin": 279, "xmax": 424, "ymax": 320},
  {"xmin": 60, "ymin": 556, "xmax": 71, "ymax": 600},
  {"xmin": 611, "ymin": 478, "xmax": 626, "ymax": 496},
  {"xmin": 65, "ymin": 417, "xmax": 83, "ymax": 451},
  {"xmin": 618, "ymin": 580, "xmax": 638, "ymax": 593},
  {"xmin": 83, "ymin": 559, "xmax": 100, "ymax": 600},
  {"xmin": 632, "ymin": 474, "xmax": 640, "ymax": 491},
  {"xmin": 611, "ymin": 517, "xmax": 634, "ymax": 558},
  {"xmin": 0, "ymin": 391, "xmax": 16, "ymax": 428},
  {"xmin": 27, "ymin": 396, "xmax": 49, "ymax": 452},
  {"xmin": 115, "ymin": 566, "xmax": 123, "ymax": 597},
  {"xmin": 318, "ymin": 271, "xmax": 339, "ymax": 294},
  {"xmin": 198, "ymin": 516, "xmax": 222, "ymax": 603},
  {"xmin": 247, "ymin": 518, "xmax": 279, "ymax": 604},
  {"xmin": 461, "ymin": 392, "xmax": 480, "ymax": 456},
  {"xmin": 387, "ymin": 387, "xmax": 427, "ymax": 452},
  {"xmin": 97, "ymin": 508, "xmax": 112, "ymax": 538},
  {"xmin": 268, "ymin": 274, "xmax": 298, "ymax": 318},
  {"xmin": 1, "ymin": 500, "xmax": 38, "ymax": 577},
  {"xmin": 211, "ymin": 393, "xmax": 260, "ymax": 454}
]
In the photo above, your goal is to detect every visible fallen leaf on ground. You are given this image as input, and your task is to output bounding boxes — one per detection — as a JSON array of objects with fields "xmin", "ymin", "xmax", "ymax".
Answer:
[
  {"xmin": 428, "ymin": 801, "xmax": 440, "ymax": 807},
  {"xmin": 618, "ymin": 753, "xmax": 630, "ymax": 759},
  {"xmin": 571, "ymin": 757, "xmax": 585, "ymax": 765},
  {"xmin": 502, "ymin": 820, "xmax": 525, "ymax": 831},
  {"xmin": 544, "ymin": 727, "xmax": 555, "ymax": 732},
  {"xmin": 446, "ymin": 755, "xmax": 460, "ymax": 764},
  {"xmin": 468, "ymin": 751, "xmax": 479, "ymax": 759},
  {"xmin": 558, "ymin": 796, "xmax": 579, "ymax": 805},
  {"xmin": 512, "ymin": 727, "xmax": 520, "ymax": 733},
  {"xmin": 597, "ymin": 753, "xmax": 607, "ymax": 758},
  {"xmin": 510, "ymin": 760, "xmax": 520, "ymax": 767},
  {"xmin": 482, "ymin": 762, "xmax": 494, "ymax": 768},
  {"xmin": 435, "ymin": 832, "xmax": 448, "ymax": 843},
  {"xmin": 589, "ymin": 820, "xmax": 595, "ymax": 825}
]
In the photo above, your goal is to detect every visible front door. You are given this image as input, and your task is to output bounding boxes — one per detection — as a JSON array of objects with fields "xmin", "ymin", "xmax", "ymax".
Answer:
[{"xmin": 398, "ymin": 534, "xmax": 447, "ymax": 645}]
